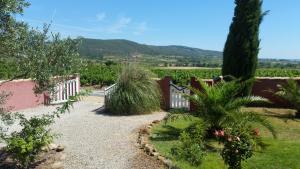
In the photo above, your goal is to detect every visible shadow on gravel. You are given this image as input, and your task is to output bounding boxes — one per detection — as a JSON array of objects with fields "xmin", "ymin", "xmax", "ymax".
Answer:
[
  {"xmin": 92, "ymin": 106, "xmax": 155, "ymax": 117},
  {"xmin": 92, "ymin": 106, "xmax": 106, "ymax": 115},
  {"xmin": 92, "ymin": 106, "xmax": 122, "ymax": 117}
]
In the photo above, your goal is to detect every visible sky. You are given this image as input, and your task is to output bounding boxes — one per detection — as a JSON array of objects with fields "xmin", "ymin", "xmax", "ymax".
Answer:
[{"xmin": 17, "ymin": 0, "xmax": 300, "ymax": 59}]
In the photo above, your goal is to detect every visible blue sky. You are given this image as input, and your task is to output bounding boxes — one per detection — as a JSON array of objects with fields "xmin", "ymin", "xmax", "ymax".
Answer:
[{"xmin": 18, "ymin": 0, "xmax": 300, "ymax": 59}]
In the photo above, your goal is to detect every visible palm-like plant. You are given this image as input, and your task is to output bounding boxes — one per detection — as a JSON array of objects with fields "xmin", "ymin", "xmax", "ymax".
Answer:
[
  {"xmin": 276, "ymin": 79, "xmax": 300, "ymax": 118},
  {"xmin": 189, "ymin": 80, "xmax": 273, "ymax": 131},
  {"xmin": 165, "ymin": 79, "xmax": 277, "ymax": 168},
  {"xmin": 169, "ymin": 79, "xmax": 276, "ymax": 138}
]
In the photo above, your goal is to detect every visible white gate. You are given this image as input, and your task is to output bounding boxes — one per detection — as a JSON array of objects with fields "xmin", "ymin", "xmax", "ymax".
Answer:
[
  {"xmin": 104, "ymin": 84, "xmax": 116, "ymax": 96},
  {"xmin": 170, "ymin": 82, "xmax": 190, "ymax": 109},
  {"xmin": 104, "ymin": 83, "xmax": 117, "ymax": 107},
  {"xmin": 50, "ymin": 76, "xmax": 80, "ymax": 104},
  {"xmin": 102, "ymin": 82, "xmax": 190, "ymax": 110}
]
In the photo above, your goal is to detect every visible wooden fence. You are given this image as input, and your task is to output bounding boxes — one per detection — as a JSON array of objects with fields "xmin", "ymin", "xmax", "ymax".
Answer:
[
  {"xmin": 0, "ymin": 74, "xmax": 80, "ymax": 110},
  {"xmin": 49, "ymin": 75, "xmax": 80, "ymax": 104}
]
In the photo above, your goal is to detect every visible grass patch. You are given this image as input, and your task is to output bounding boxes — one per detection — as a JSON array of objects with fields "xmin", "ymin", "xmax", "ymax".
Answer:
[{"xmin": 150, "ymin": 108, "xmax": 300, "ymax": 169}]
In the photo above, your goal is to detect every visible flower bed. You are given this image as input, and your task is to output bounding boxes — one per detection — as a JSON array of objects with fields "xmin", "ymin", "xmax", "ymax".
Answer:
[{"xmin": 148, "ymin": 108, "xmax": 300, "ymax": 169}]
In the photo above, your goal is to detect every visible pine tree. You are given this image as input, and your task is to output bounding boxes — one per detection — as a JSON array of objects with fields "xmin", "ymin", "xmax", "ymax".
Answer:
[{"xmin": 222, "ymin": 0, "xmax": 268, "ymax": 95}]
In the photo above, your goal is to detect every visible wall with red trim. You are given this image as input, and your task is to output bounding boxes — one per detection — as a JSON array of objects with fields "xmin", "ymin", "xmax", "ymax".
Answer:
[
  {"xmin": 252, "ymin": 77, "xmax": 300, "ymax": 107},
  {"xmin": 158, "ymin": 76, "xmax": 300, "ymax": 111}
]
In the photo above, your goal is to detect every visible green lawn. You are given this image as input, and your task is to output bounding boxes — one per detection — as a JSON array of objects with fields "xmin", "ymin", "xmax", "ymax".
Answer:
[{"xmin": 150, "ymin": 108, "xmax": 300, "ymax": 169}]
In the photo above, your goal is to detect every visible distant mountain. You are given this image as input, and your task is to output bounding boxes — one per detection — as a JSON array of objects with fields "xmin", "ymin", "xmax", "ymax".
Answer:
[{"xmin": 78, "ymin": 38, "xmax": 222, "ymax": 59}]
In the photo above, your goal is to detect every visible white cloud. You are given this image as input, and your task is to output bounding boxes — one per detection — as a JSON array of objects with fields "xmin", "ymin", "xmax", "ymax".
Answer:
[
  {"xmin": 133, "ymin": 22, "xmax": 148, "ymax": 35},
  {"xmin": 96, "ymin": 12, "xmax": 106, "ymax": 21},
  {"xmin": 107, "ymin": 16, "xmax": 131, "ymax": 33}
]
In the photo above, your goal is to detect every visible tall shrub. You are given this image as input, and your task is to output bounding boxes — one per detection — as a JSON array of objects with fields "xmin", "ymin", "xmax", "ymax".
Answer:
[
  {"xmin": 222, "ymin": 0, "xmax": 268, "ymax": 95},
  {"xmin": 106, "ymin": 65, "xmax": 161, "ymax": 115},
  {"xmin": 0, "ymin": 1, "xmax": 81, "ymax": 167}
]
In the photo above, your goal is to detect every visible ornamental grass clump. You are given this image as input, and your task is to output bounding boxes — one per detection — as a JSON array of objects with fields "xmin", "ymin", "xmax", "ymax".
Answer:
[{"xmin": 105, "ymin": 65, "xmax": 161, "ymax": 115}]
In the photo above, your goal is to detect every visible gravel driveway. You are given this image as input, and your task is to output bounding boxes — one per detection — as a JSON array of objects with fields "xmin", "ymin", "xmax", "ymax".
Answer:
[{"xmin": 13, "ymin": 94, "xmax": 166, "ymax": 169}]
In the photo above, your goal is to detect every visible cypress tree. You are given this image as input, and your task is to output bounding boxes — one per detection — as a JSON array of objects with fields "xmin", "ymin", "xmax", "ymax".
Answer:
[{"xmin": 222, "ymin": 0, "xmax": 268, "ymax": 95}]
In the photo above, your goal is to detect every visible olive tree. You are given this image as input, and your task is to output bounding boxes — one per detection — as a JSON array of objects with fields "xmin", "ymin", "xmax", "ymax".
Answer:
[{"xmin": 0, "ymin": 0, "xmax": 82, "ymax": 167}]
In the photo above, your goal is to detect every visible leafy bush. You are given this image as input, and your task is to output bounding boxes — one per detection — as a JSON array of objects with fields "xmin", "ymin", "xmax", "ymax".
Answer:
[
  {"xmin": 171, "ymin": 121, "xmax": 207, "ymax": 166},
  {"xmin": 276, "ymin": 79, "xmax": 300, "ymax": 118},
  {"xmin": 221, "ymin": 129, "xmax": 254, "ymax": 169},
  {"xmin": 166, "ymin": 79, "xmax": 276, "ymax": 168},
  {"xmin": 1, "ymin": 1, "xmax": 82, "ymax": 168},
  {"xmin": 79, "ymin": 63, "xmax": 120, "ymax": 86},
  {"xmin": 152, "ymin": 68, "xmax": 300, "ymax": 84},
  {"xmin": 188, "ymin": 79, "xmax": 275, "ymax": 134},
  {"xmin": 105, "ymin": 65, "xmax": 161, "ymax": 115},
  {"xmin": 5, "ymin": 114, "xmax": 54, "ymax": 168},
  {"xmin": 216, "ymin": 111, "xmax": 269, "ymax": 169},
  {"xmin": 0, "ymin": 60, "xmax": 19, "ymax": 80},
  {"xmin": 1, "ymin": 94, "xmax": 82, "ymax": 168}
]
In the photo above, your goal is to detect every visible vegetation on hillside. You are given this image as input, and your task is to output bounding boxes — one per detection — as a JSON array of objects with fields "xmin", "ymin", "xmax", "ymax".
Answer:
[
  {"xmin": 152, "ymin": 68, "xmax": 300, "ymax": 84},
  {"xmin": 79, "ymin": 61, "xmax": 120, "ymax": 86},
  {"xmin": 78, "ymin": 38, "xmax": 222, "ymax": 59},
  {"xmin": 77, "ymin": 38, "xmax": 300, "ymax": 68}
]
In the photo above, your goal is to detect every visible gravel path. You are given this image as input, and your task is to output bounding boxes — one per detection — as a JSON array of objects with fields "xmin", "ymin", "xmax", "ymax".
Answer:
[{"xmin": 12, "ymin": 94, "xmax": 166, "ymax": 169}]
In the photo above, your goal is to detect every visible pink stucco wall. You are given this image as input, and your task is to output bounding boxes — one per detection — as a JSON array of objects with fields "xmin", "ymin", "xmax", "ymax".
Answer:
[{"xmin": 0, "ymin": 79, "xmax": 46, "ymax": 111}]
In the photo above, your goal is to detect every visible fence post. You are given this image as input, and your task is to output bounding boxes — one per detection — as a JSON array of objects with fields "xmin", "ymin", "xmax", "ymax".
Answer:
[
  {"xmin": 75, "ymin": 73, "xmax": 80, "ymax": 94},
  {"xmin": 158, "ymin": 76, "xmax": 171, "ymax": 111}
]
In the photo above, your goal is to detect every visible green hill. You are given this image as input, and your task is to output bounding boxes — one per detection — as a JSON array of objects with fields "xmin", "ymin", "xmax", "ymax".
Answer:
[{"xmin": 78, "ymin": 38, "xmax": 222, "ymax": 59}]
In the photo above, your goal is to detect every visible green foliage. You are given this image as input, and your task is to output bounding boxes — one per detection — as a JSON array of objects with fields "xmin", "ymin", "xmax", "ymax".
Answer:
[
  {"xmin": 152, "ymin": 68, "xmax": 300, "ymax": 85},
  {"xmin": 188, "ymin": 79, "xmax": 273, "ymax": 131},
  {"xmin": 0, "ymin": 1, "xmax": 81, "ymax": 168},
  {"xmin": 276, "ymin": 79, "xmax": 300, "ymax": 117},
  {"xmin": 151, "ymin": 109, "xmax": 300, "ymax": 169},
  {"xmin": 152, "ymin": 68, "xmax": 220, "ymax": 84},
  {"xmin": 0, "ymin": 0, "xmax": 30, "ymax": 57},
  {"xmin": 5, "ymin": 114, "xmax": 54, "ymax": 168},
  {"xmin": 79, "ymin": 62, "xmax": 120, "ymax": 86},
  {"xmin": 0, "ymin": 59, "xmax": 19, "ymax": 79},
  {"xmin": 14, "ymin": 25, "xmax": 80, "ymax": 93},
  {"xmin": 105, "ymin": 65, "xmax": 161, "ymax": 115},
  {"xmin": 220, "ymin": 113, "xmax": 271, "ymax": 169},
  {"xmin": 222, "ymin": 0, "xmax": 267, "ymax": 95},
  {"xmin": 221, "ymin": 128, "xmax": 254, "ymax": 169},
  {"xmin": 67, "ymin": 38, "xmax": 300, "ymax": 68},
  {"xmin": 169, "ymin": 121, "xmax": 207, "ymax": 166},
  {"xmin": 1, "ymin": 0, "xmax": 80, "ymax": 91},
  {"xmin": 78, "ymin": 38, "xmax": 222, "ymax": 59},
  {"xmin": 171, "ymin": 124, "xmax": 206, "ymax": 166},
  {"xmin": 2, "ymin": 93, "xmax": 84, "ymax": 168},
  {"xmin": 164, "ymin": 80, "xmax": 276, "ymax": 168}
]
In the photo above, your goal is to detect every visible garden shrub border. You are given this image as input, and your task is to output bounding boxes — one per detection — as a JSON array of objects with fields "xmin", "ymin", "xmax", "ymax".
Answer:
[
  {"xmin": 137, "ymin": 120, "xmax": 179, "ymax": 169},
  {"xmin": 0, "ymin": 143, "xmax": 66, "ymax": 168}
]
